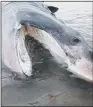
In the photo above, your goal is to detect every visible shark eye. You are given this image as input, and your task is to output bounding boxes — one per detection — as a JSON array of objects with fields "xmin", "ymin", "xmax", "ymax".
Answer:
[{"xmin": 71, "ymin": 37, "xmax": 81, "ymax": 45}]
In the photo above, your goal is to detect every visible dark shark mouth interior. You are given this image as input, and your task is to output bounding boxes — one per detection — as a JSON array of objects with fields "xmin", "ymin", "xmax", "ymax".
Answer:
[{"xmin": 25, "ymin": 35, "xmax": 54, "ymax": 77}]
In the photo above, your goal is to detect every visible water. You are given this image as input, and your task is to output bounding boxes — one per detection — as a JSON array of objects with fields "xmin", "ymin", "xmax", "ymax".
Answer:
[{"xmin": 2, "ymin": 2, "xmax": 93, "ymax": 106}]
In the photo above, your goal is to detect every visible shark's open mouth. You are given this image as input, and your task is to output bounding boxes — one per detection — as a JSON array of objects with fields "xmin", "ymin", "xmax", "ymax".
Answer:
[
  {"xmin": 16, "ymin": 24, "xmax": 93, "ymax": 82},
  {"xmin": 17, "ymin": 24, "xmax": 68, "ymax": 77}
]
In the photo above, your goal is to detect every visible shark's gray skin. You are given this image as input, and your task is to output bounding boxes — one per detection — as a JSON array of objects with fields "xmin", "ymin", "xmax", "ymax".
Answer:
[{"xmin": 2, "ymin": 2, "xmax": 93, "ymax": 82}]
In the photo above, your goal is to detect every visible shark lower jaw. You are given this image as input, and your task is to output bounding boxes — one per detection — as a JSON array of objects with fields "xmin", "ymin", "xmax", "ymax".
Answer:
[{"xmin": 16, "ymin": 25, "xmax": 32, "ymax": 77}]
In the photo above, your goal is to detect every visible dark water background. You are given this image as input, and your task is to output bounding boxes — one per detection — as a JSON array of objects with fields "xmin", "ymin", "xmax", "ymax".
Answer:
[{"xmin": 2, "ymin": 2, "xmax": 93, "ymax": 106}]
